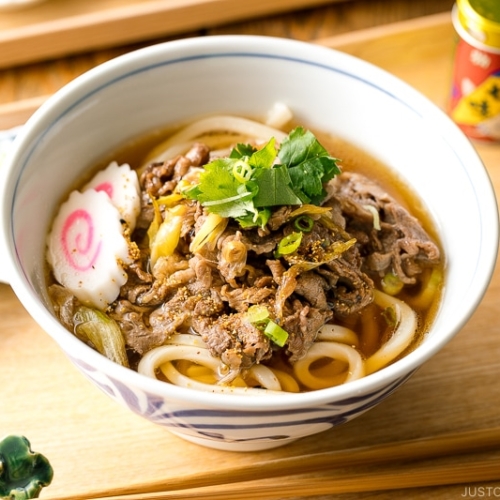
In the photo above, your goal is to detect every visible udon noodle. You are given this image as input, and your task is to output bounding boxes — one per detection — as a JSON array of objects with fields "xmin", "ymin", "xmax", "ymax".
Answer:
[{"xmin": 47, "ymin": 104, "xmax": 443, "ymax": 395}]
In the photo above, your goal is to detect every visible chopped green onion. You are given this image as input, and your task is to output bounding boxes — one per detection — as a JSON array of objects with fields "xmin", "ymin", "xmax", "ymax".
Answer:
[
  {"xmin": 232, "ymin": 159, "xmax": 254, "ymax": 183},
  {"xmin": 275, "ymin": 231, "xmax": 303, "ymax": 257},
  {"xmin": 247, "ymin": 305, "xmax": 289, "ymax": 347},
  {"xmin": 246, "ymin": 305, "xmax": 270, "ymax": 324},
  {"xmin": 238, "ymin": 208, "xmax": 271, "ymax": 229},
  {"xmin": 264, "ymin": 320, "xmax": 289, "ymax": 347},
  {"xmin": 382, "ymin": 306, "xmax": 399, "ymax": 328},
  {"xmin": 381, "ymin": 272, "xmax": 404, "ymax": 296},
  {"xmin": 294, "ymin": 215, "xmax": 314, "ymax": 232}
]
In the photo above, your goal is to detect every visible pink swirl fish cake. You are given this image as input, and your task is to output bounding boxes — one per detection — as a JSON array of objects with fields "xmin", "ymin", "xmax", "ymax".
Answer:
[
  {"xmin": 46, "ymin": 190, "xmax": 133, "ymax": 309},
  {"xmin": 47, "ymin": 161, "xmax": 141, "ymax": 309},
  {"xmin": 83, "ymin": 161, "xmax": 141, "ymax": 230}
]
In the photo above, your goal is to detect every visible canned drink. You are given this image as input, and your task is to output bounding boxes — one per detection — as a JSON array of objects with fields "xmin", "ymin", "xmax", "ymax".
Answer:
[{"xmin": 449, "ymin": 0, "xmax": 500, "ymax": 141}]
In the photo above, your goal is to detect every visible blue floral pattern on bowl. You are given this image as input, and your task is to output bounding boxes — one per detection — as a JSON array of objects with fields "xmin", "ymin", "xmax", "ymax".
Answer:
[{"xmin": 68, "ymin": 352, "xmax": 414, "ymax": 450}]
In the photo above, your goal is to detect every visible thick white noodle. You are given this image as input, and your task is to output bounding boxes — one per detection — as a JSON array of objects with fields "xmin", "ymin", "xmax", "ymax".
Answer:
[
  {"xmin": 138, "ymin": 343, "xmax": 285, "ymax": 395},
  {"xmin": 247, "ymin": 364, "xmax": 282, "ymax": 391},
  {"xmin": 293, "ymin": 342, "xmax": 365, "ymax": 390},
  {"xmin": 143, "ymin": 116, "xmax": 288, "ymax": 166},
  {"xmin": 317, "ymin": 324, "xmax": 359, "ymax": 347},
  {"xmin": 159, "ymin": 361, "xmax": 284, "ymax": 395},
  {"xmin": 164, "ymin": 333, "xmax": 207, "ymax": 348},
  {"xmin": 364, "ymin": 290, "xmax": 418, "ymax": 375},
  {"xmin": 138, "ymin": 345, "xmax": 221, "ymax": 377}
]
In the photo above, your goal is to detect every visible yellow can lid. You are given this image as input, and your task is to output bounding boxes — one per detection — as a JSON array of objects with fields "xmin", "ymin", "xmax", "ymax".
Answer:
[{"xmin": 457, "ymin": 0, "xmax": 500, "ymax": 48}]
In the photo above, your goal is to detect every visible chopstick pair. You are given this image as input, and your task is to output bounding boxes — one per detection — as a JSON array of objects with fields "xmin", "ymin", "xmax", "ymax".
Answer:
[
  {"xmin": 79, "ymin": 460, "xmax": 500, "ymax": 500},
  {"xmin": 46, "ymin": 427, "xmax": 500, "ymax": 500}
]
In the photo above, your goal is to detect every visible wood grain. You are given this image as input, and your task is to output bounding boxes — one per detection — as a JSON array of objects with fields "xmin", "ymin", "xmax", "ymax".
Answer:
[
  {"xmin": 0, "ymin": 0, "xmax": 454, "ymax": 109},
  {"xmin": 2, "ymin": 8, "xmax": 500, "ymax": 500},
  {"xmin": 0, "ymin": 11, "xmax": 460, "ymax": 129},
  {"xmin": 38, "ymin": 427, "xmax": 500, "ymax": 499},
  {"xmin": 0, "ymin": 0, "xmax": 339, "ymax": 68}
]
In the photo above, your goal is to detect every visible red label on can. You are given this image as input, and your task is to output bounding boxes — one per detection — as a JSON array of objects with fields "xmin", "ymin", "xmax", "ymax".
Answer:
[{"xmin": 449, "ymin": 37, "xmax": 500, "ymax": 141}]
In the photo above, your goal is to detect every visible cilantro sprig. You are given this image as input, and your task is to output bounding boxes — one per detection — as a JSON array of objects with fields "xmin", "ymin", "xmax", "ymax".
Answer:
[{"xmin": 184, "ymin": 127, "xmax": 341, "ymax": 228}]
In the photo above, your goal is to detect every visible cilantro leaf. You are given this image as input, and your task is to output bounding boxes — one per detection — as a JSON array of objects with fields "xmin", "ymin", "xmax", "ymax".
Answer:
[
  {"xmin": 230, "ymin": 143, "xmax": 256, "ymax": 159},
  {"xmin": 279, "ymin": 127, "xmax": 341, "ymax": 203},
  {"xmin": 184, "ymin": 125, "xmax": 341, "ymax": 228},
  {"xmin": 253, "ymin": 165, "xmax": 302, "ymax": 207},
  {"xmin": 279, "ymin": 127, "xmax": 327, "ymax": 166},
  {"xmin": 249, "ymin": 137, "xmax": 276, "ymax": 169},
  {"xmin": 184, "ymin": 158, "xmax": 255, "ymax": 218},
  {"xmin": 288, "ymin": 158, "xmax": 330, "ymax": 204}
]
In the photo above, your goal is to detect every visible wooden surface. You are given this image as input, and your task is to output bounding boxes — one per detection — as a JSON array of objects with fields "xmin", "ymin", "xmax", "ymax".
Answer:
[
  {"xmin": 3, "ymin": 1, "xmax": 500, "ymax": 499},
  {"xmin": 0, "ymin": 0, "xmax": 454, "ymax": 115},
  {"xmin": 0, "ymin": 0, "xmax": 342, "ymax": 69}
]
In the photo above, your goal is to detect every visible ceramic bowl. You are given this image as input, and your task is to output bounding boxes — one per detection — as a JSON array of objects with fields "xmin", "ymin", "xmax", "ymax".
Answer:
[{"xmin": 1, "ymin": 35, "xmax": 498, "ymax": 452}]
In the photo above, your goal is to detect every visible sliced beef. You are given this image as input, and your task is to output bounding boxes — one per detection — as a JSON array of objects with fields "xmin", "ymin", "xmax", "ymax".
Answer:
[
  {"xmin": 217, "ymin": 231, "xmax": 248, "ymax": 285},
  {"xmin": 239, "ymin": 230, "xmax": 282, "ymax": 255},
  {"xmin": 110, "ymin": 300, "xmax": 159, "ymax": 355},
  {"xmin": 325, "ymin": 258, "xmax": 374, "ymax": 316},
  {"xmin": 136, "ymin": 143, "xmax": 210, "ymax": 229},
  {"xmin": 283, "ymin": 300, "xmax": 333, "ymax": 362},
  {"xmin": 200, "ymin": 313, "xmax": 272, "ymax": 380},
  {"xmin": 327, "ymin": 172, "xmax": 440, "ymax": 284},
  {"xmin": 48, "ymin": 284, "xmax": 78, "ymax": 332},
  {"xmin": 219, "ymin": 285, "xmax": 275, "ymax": 313},
  {"xmin": 135, "ymin": 254, "xmax": 194, "ymax": 306},
  {"xmin": 267, "ymin": 206, "xmax": 293, "ymax": 231},
  {"xmin": 294, "ymin": 271, "xmax": 330, "ymax": 310},
  {"xmin": 140, "ymin": 143, "xmax": 210, "ymax": 197}
]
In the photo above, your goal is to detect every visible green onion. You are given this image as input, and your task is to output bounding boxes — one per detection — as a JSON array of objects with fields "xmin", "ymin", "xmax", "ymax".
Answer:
[
  {"xmin": 264, "ymin": 320, "xmax": 289, "ymax": 347},
  {"xmin": 246, "ymin": 305, "xmax": 270, "ymax": 324},
  {"xmin": 232, "ymin": 159, "xmax": 254, "ymax": 183},
  {"xmin": 247, "ymin": 306, "xmax": 288, "ymax": 347},
  {"xmin": 275, "ymin": 231, "xmax": 303, "ymax": 257},
  {"xmin": 381, "ymin": 272, "xmax": 404, "ymax": 296},
  {"xmin": 382, "ymin": 306, "xmax": 398, "ymax": 327},
  {"xmin": 238, "ymin": 208, "xmax": 271, "ymax": 229},
  {"xmin": 294, "ymin": 215, "xmax": 314, "ymax": 232},
  {"xmin": 73, "ymin": 306, "xmax": 129, "ymax": 367}
]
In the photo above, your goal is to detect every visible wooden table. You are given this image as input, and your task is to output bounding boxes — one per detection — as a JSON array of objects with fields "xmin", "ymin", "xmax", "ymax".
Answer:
[
  {"xmin": 0, "ymin": 0, "xmax": 454, "ymax": 119},
  {"xmin": 3, "ymin": 1, "xmax": 500, "ymax": 499}
]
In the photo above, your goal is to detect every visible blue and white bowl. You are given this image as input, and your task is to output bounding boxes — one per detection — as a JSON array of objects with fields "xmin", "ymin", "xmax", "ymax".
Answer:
[{"xmin": 0, "ymin": 35, "xmax": 497, "ymax": 451}]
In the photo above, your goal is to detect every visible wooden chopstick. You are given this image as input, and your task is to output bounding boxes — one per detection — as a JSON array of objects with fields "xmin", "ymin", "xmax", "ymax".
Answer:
[
  {"xmin": 62, "ymin": 458, "xmax": 500, "ymax": 500},
  {"xmin": 44, "ymin": 427, "xmax": 500, "ymax": 500}
]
